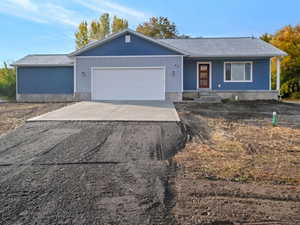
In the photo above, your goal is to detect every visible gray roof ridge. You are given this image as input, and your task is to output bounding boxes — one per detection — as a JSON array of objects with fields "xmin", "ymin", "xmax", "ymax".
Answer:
[
  {"xmin": 26, "ymin": 54, "xmax": 70, "ymax": 56},
  {"xmin": 159, "ymin": 36, "xmax": 256, "ymax": 40}
]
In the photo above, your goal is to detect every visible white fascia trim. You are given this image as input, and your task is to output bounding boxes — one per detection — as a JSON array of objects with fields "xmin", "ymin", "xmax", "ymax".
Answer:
[
  {"xmin": 69, "ymin": 28, "xmax": 189, "ymax": 56},
  {"xmin": 181, "ymin": 55, "xmax": 184, "ymax": 92},
  {"xmin": 15, "ymin": 66, "xmax": 18, "ymax": 96},
  {"xmin": 269, "ymin": 58, "xmax": 272, "ymax": 90},
  {"xmin": 76, "ymin": 55, "xmax": 183, "ymax": 58},
  {"xmin": 223, "ymin": 61, "xmax": 253, "ymax": 83},
  {"xmin": 188, "ymin": 54, "xmax": 286, "ymax": 58},
  {"xmin": 196, "ymin": 61, "xmax": 212, "ymax": 90},
  {"xmin": 11, "ymin": 64, "xmax": 74, "ymax": 67},
  {"xmin": 74, "ymin": 57, "xmax": 77, "ymax": 93}
]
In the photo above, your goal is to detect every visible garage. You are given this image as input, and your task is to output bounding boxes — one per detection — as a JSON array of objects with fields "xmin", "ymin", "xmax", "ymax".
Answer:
[{"xmin": 91, "ymin": 67, "xmax": 165, "ymax": 100}]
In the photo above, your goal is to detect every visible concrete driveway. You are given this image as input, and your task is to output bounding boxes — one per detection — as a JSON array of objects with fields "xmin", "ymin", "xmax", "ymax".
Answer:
[
  {"xmin": 0, "ymin": 120, "xmax": 186, "ymax": 224},
  {"xmin": 28, "ymin": 101, "xmax": 180, "ymax": 122}
]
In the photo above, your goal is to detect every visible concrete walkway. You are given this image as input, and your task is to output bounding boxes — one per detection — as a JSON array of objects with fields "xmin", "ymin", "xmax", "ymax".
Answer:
[{"xmin": 28, "ymin": 101, "xmax": 180, "ymax": 122}]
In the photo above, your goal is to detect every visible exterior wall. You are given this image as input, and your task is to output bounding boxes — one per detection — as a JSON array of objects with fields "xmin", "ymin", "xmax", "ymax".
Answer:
[
  {"xmin": 183, "ymin": 58, "xmax": 271, "ymax": 91},
  {"xmin": 78, "ymin": 33, "xmax": 181, "ymax": 56},
  {"xmin": 75, "ymin": 56, "xmax": 183, "ymax": 101},
  {"xmin": 17, "ymin": 66, "xmax": 74, "ymax": 94}
]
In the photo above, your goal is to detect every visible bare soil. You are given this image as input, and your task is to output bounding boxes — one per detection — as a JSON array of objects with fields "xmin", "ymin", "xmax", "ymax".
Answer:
[
  {"xmin": 173, "ymin": 101, "xmax": 300, "ymax": 225},
  {"xmin": 0, "ymin": 121, "xmax": 186, "ymax": 225},
  {"xmin": 0, "ymin": 102, "xmax": 70, "ymax": 136}
]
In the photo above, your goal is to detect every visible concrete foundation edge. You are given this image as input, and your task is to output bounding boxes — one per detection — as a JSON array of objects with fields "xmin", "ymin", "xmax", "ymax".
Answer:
[
  {"xmin": 17, "ymin": 92, "xmax": 183, "ymax": 102},
  {"xmin": 16, "ymin": 94, "xmax": 74, "ymax": 102},
  {"xmin": 165, "ymin": 92, "xmax": 182, "ymax": 102},
  {"xmin": 183, "ymin": 91, "xmax": 279, "ymax": 101}
]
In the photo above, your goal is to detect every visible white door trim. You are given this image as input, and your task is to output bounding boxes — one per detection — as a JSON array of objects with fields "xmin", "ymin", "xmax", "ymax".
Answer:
[
  {"xmin": 196, "ymin": 61, "xmax": 212, "ymax": 90},
  {"xmin": 91, "ymin": 66, "xmax": 166, "ymax": 101}
]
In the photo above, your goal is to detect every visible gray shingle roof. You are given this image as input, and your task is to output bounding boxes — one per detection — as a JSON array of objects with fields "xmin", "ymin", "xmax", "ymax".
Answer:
[
  {"xmin": 158, "ymin": 37, "xmax": 287, "ymax": 57},
  {"xmin": 12, "ymin": 34, "xmax": 287, "ymax": 67},
  {"xmin": 11, "ymin": 54, "xmax": 74, "ymax": 66}
]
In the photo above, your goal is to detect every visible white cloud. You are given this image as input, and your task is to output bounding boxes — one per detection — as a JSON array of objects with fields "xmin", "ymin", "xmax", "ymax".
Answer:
[
  {"xmin": 8, "ymin": 0, "xmax": 38, "ymax": 12},
  {"xmin": 74, "ymin": 0, "xmax": 149, "ymax": 22},
  {"xmin": 0, "ymin": 0, "xmax": 84, "ymax": 26},
  {"xmin": 0, "ymin": 0, "xmax": 150, "ymax": 28}
]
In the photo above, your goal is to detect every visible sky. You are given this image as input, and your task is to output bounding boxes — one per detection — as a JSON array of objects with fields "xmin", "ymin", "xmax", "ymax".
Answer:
[{"xmin": 0, "ymin": 0, "xmax": 299, "ymax": 65}]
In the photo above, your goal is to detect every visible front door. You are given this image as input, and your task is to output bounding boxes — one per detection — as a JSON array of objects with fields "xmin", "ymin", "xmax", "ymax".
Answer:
[{"xmin": 198, "ymin": 63, "xmax": 210, "ymax": 89}]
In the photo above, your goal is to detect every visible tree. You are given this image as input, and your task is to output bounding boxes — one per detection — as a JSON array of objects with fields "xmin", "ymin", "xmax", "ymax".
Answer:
[
  {"xmin": 260, "ymin": 33, "xmax": 273, "ymax": 43},
  {"xmin": 89, "ymin": 20, "xmax": 101, "ymax": 40},
  {"xmin": 136, "ymin": 16, "xmax": 177, "ymax": 38},
  {"xmin": 177, "ymin": 34, "xmax": 191, "ymax": 39},
  {"xmin": 75, "ymin": 21, "xmax": 89, "ymax": 49},
  {"xmin": 112, "ymin": 16, "xmax": 128, "ymax": 33},
  {"xmin": 75, "ymin": 13, "xmax": 129, "ymax": 49},
  {"xmin": 0, "ymin": 62, "xmax": 16, "ymax": 99},
  {"xmin": 99, "ymin": 13, "xmax": 110, "ymax": 38},
  {"xmin": 264, "ymin": 25, "xmax": 300, "ymax": 96}
]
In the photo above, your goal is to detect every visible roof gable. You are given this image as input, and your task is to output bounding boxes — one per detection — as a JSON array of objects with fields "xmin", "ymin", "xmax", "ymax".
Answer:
[{"xmin": 70, "ymin": 29, "xmax": 186, "ymax": 56}]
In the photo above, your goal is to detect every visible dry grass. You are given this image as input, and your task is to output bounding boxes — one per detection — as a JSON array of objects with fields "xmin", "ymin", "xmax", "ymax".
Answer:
[{"xmin": 175, "ymin": 118, "xmax": 300, "ymax": 186}]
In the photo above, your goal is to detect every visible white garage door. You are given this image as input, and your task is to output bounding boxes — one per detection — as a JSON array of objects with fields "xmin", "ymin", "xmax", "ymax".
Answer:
[{"xmin": 91, "ymin": 67, "xmax": 165, "ymax": 100}]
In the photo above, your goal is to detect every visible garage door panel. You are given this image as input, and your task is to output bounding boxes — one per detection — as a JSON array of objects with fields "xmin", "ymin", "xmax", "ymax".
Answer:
[{"xmin": 91, "ymin": 67, "xmax": 165, "ymax": 100}]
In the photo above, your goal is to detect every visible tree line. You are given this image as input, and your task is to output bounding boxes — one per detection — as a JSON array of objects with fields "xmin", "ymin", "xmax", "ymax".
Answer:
[{"xmin": 75, "ymin": 14, "xmax": 180, "ymax": 49}]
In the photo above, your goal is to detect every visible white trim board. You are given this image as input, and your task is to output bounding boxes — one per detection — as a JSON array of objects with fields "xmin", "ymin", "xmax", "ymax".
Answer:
[
  {"xmin": 74, "ymin": 57, "xmax": 77, "ymax": 93},
  {"xmin": 196, "ymin": 61, "xmax": 212, "ymax": 90},
  {"xmin": 10, "ymin": 64, "xmax": 74, "ymax": 67},
  {"xmin": 15, "ymin": 66, "xmax": 18, "ymax": 96},
  {"xmin": 223, "ymin": 61, "xmax": 253, "ymax": 83},
  {"xmin": 269, "ymin": 58, "xmax": 272, "ymax": 90},
  {"xmin": 181, "ymin": 55, "xmax": 184, "ymax": 92},
  {"xmin": 76, "ymin": 55, "xmax": 183, "ymax": 58}
]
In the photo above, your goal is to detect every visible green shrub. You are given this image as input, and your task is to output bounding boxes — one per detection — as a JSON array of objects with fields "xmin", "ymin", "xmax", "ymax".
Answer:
[
  {"xmin": 0, "ymin": 62, "xmax": 16, "ymax": 99},
  {"xmin": 290, "ymin": 91, "xmax": 300, "ymax": 99},
  {"xmin": 280, "ymin": 78, "xmax": 300, "ymax": 97}
]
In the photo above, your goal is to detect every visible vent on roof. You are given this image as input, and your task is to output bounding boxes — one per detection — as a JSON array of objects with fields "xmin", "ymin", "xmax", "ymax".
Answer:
[{"xmin": 125, "ymin": 35, "xmax": 131, "ymax": 43}]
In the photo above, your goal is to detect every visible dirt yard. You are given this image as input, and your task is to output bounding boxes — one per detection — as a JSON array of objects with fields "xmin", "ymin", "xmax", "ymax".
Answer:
[
  {"xmin": 0, "ymin": 102, "xmax": 70, "ymax": 135},
  {"xmin": 174, "ymin": 101, "xmax": 300, "ymax": 225}
]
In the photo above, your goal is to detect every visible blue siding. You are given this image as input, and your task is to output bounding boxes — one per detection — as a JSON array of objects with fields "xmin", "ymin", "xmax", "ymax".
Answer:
[
  {"xmin": 79, "ymin": 33, "xmax": 181, "ymax": 56},
  {"xmin": 183, "ymin": 58, "xmax": 270, "ymax": 91},
  {"xmin": 17, "ymin": 67, "xmax": 74, "ymax": 94}
]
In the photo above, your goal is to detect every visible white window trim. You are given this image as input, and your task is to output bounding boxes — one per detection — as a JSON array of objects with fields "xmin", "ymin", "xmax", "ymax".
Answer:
[
  {"xmin": 223, "ymin": 61, "xmax": 253, "ymax": 83},
  {"xmin": 197, "ymin": 61, "xmax": 212, "ymax": 89}
]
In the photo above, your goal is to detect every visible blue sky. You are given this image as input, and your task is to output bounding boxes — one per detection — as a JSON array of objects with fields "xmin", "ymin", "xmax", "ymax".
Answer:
[{"xmin": 1, "ymin": 0, "xmax": 299, "ymax": 65}]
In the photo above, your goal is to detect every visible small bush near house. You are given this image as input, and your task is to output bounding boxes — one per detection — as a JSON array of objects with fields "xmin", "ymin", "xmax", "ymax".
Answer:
[
  {"xmin": 291, "ymin": 91, "xmax": 300, "ymax": 99},
  {"xmin": 0, "ymin": 62, "xmax": 16, "ymax": 99},
  {"xmin": 280, "ymin": 78, "xmax": 300, "ymax": 97}
]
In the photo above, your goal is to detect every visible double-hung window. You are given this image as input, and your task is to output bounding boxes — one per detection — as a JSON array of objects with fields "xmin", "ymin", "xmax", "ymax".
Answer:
[{"xmin": 224, "ymin": 62, "xmax": 252, "ymax": 82}]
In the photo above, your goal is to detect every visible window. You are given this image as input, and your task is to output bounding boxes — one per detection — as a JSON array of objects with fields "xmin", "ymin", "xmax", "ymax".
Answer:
[
  {"xmin": 224, "ymin": 62, "xmax": 252, "ymax": 82},
  {"xmin": 125, "ymin": 35, "xmax": 131, "ymax": 43}
]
